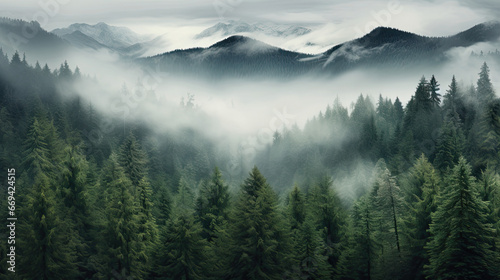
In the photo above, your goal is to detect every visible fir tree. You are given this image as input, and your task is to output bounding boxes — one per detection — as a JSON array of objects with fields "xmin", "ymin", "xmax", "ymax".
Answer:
[
  {"xmin": 477, "ymin": 62, "xmax": 495, "ymax": 103},
  {"xmin": 118, "ymin": 132, "xmax": 148, "ymax": 188},
  {"xmin": 224, "ymin": 166, "xmax": 288, "ymax": 280},
  {"xmin": 403, "ymin": 155, "xmax": 441, "ymax": 279},
  {"xmin": 429, "ymin": 75, "xmax": 441, "ymax": 107},
  {"xmin": 195, "ymin": 166, "xmax": 230, "ymax": 241},
  {"xmin": 308, "ymin": 175, "xmax": 345, "ymax": 272},
  {"xmin": 98, "ymin": 154, "xmax": 144, "ymax": 279},
  {"xmin": 157, "ymin": 215, "xmax": 207, "ymax": 280},
  {"xmin": 425, "ymin": 157, "xmax": 496, "ymax": 279}
]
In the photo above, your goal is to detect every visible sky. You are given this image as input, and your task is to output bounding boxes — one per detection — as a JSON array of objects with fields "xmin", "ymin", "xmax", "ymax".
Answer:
[{"xmin": 0, "ymin": 0, "xmax": 498, "ymax": 49}]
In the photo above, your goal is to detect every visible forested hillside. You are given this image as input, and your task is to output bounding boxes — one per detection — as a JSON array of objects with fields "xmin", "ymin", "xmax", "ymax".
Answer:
[{"xmin": 0, "ymin": 47, "xmax": 500, "ymax": 280}]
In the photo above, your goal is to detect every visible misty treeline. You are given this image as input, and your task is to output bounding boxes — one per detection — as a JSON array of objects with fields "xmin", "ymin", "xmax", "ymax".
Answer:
[{"xmin": 0, "ymin": 47, "xmax": 500, "ymax": 280}]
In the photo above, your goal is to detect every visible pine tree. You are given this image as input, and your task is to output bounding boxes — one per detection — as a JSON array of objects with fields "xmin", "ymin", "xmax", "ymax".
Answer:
[
  {"xmin": 442, "ymin": 75, "xmax": 460, "ymax": 117},
  {"xmin": 155, "ymin": 187, "xmax": 172, "ymax": 228},
  {"xmin": 287, "ymin": 184, "xmax": 306, "ymax": 230},
  {"xmin": 157, "ymin": 215, "xmax": 207, "ymax": 280},
  {"xmin": 429, "ymin": 75, "xmax": 441, "ymax": 107},
  {"xmin": 18, "ymin": 119, "xmax": 78, "ymax": 279},
  {"xmin": 308, "ymin": 175, "xmax": 345, "ymax": 272},
  {"xmin": 136, "ymin": 177, "xmax": 159, "ymax": 277},
  {"xmin": 434, "ymin": 113, "xmax": 465, "ymax": 172},
  {"xmin": 174, "ymin": 177, "xmax": 195, "ymax": 212},
  {"xmin": 336, "ymin": 196, "xmax": 377, "ymax": 280},
  {"xmin": 195, "ymin": 167, "xmax": 230, "ymax": 241},
  {"xmin": 294, "ymin": 217, "xmax": 332, "ymax": 279},
  {"xmin": 59, "ymin": 144, "xmax": 95, "ymax": 278},
  {"xmin": 18, "ymin": 174, "xmax": 78, "ymax": 279},
  {"xmin": 224, "ymin": 166, "xmax": 288, "ymax": 280},
  {"xmin": 425, "ymin": 157, "xmax": 496, "ymax": 279},
  {"xmin": 371, "ymin": 160, "xmax": 405, "ymax": 279},
  {"xmin": 118, "ymin": 132, "xmax": 148, "ymax": 188},
  {"xmin": 22, "ymin": 118, "xmax": 53, "ymax": 182},
  {"xmin": 98, "ymin": 153, "xmax": 144, "ymax": 279},
  {"xmin": 477, "ymin": 62, "xmax": 495, "ymax": 103},
  {"xmin": 476, "ymin": 100, "xmax": 500, "ymax": 172},
  {"xmin": 402, "ymin": 155, "xmax": 441, "ymax": 279}
]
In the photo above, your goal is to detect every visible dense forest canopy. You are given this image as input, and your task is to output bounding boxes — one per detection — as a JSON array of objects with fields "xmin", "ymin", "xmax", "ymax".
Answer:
[{"xmin": 0, "ymin": 40, "xmax": 500, "ymax": 280}]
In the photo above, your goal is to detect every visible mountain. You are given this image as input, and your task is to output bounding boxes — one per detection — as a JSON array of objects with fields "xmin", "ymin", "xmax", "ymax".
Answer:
[
  {"xmin": 195, "ymin": 20, "xmax": 311, "ymax": 39},
  {"xmin": 52, "ymin": 22, "xmax": 146, "ymax": 49},
  {"xmin": 51, "ymin": 22, "xmax": 158, "ymax": 57},
  {"xmin": 144, "ymin": 35, "xmax": 316, "ymax": 78},
  {"xmin": 318, "ymin": 21, "xmax": 500, "ymax": 71},
  {"xmin": 144, "ymin": 21, "xmax": 500, "ymax": 79},
  {"xmin": 0, "ymin": 17, "xmax": 70, "ymax": 64}
]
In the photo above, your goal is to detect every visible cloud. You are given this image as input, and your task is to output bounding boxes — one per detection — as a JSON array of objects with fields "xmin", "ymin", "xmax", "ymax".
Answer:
[{"xmin": 323, "ymin": 42, "xmax": 389, "ymax": 67}]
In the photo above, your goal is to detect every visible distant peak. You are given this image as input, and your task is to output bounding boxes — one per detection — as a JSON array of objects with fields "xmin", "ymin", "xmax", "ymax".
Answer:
[{"xmin": 210, "ymin": 35, "xmax": 254, "ymax": 48}]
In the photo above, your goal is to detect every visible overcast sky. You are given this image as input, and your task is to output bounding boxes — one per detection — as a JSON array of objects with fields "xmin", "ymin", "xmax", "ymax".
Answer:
[{"xmin": 1, "ymin": 0, "xmax": 498, "ymax": 48}]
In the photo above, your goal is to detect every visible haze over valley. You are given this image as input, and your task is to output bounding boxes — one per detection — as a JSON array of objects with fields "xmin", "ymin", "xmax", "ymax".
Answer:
[{"xmin": 1, "ymin": 1, "xmax": 500, "ymax": 279}]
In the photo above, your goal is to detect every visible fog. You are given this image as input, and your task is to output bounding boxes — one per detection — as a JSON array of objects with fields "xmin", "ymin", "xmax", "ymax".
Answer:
[
  {"xmin": 7, "ymin": 23, "xmax": 495, "ymax": 197},
  {"xmin": 58, "ymin": 36, "xmax": 499, "ymax": 147}
]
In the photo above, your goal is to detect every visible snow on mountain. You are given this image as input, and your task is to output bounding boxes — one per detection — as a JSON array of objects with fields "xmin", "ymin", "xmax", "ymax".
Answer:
[
  {"xmin": 195, "ymin": 21, "xmax": 311, "ymax": 39},
  {"xmin": 52, "ymin": 22, "xmax": 149, "ymax": 49}
]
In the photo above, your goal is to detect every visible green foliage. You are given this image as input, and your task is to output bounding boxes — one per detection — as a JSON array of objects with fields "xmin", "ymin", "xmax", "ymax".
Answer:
[
  {"xmin": 195, "ymin": 167, "xmax": 230, "ymax": 240},
  {"xmin": 2, "ymin": 49, "xmax": 500, "ymax": 279},
  {"xmin": 308, "ymin": 175, "xmax": 346, "ymax": 271},
  {"xmin": 425, "ymin": 157, "xmax": 496, "ymax": 279},
  {"xmin": 224, "ymin": 167, "xmax": 288, "ymax": 280},
  {"xmin": 98, "ymin": 154, "xmax": 147, "ymax": 279},
  {"xmin": 402, "ymin": 155, "xmax": 441, "ymax": 279},
  {"xmin": 157, "ymin": 215, "xmax": 207, "ymax": 280}
]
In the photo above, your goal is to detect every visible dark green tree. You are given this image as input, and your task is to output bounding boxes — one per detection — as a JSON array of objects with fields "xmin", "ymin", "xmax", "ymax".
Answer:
[
  {"xmin": 429, "ymin": 75, "xmax": 441, "ymax": 107},
  {"xmin": 425, "ymin": 157, "xmax": 496, "ymax": 279},
  {"xmin": 157, "ymin": 215, "xmax": 207, "ymax": 280},
  {"xmin": 224, "ymin": 166, "xmax": 288, "ymax": 280},
  {"xmin": 195, "ymin": 167, "xmax": 230, "ymax": 241},
  {"xmin": 402, "ymin": 155, "xmax": 441, "ymax": 279},
  {"xmin": 118, "ymin": 132, "xmax": 148, "ymax": 188},
  {"xmin": 477, "ymin": 62, "xmax": 495, "ymax": 103},
  {"xmin": 434, "ymin": 113, "xmax": 465, "ymax": 172},
  {"xmin": 308, "ymin": 175, "xmax": 345, "ymax": 272},
  {"xmin": 18, "ymin": 119, "xmax": 77, "ymax": 279},
  {"xmin": 98, "ymin": 154, "xmax": 145, "ymax": 279},
  {"xmin": 336, "ymin": 196, "xmax": 377, "ymax": 280}
]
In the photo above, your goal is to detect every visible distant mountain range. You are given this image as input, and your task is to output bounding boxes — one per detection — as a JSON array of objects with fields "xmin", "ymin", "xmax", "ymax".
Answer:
[
  {"xmin": 51, "ymin": 22, "xmax": 157, "ymax": 57},
  {"xmin": 0, "ymin": 18, "xmax": 69, "ymax": 63},
  {"xmin": 195, "ymin": 21, "xmax": 311, "ymax": 39},
  {"xmin": 144, "ymin": 21, "xmax": 500, "ymax": 78},
  {"xmin": 0, "ymin": 17, "xmax": 499, "ymax": 79}
]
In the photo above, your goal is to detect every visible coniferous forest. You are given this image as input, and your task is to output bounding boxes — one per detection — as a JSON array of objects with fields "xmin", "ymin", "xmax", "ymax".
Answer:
[{"xmin": 1, "ymin": 46, "xmax": 500, "ymax": 280}]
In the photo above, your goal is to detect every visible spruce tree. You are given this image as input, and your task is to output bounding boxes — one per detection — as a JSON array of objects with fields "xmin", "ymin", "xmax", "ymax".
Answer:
[
  {"xmin": 308, "ymin": 175, "xmax": 345, "ymax": 273},
  {"xmin": 425, "ymin": 157, "xmax": 496, "ymax": 279},
  {"xmin": 294, "ymin": 217, "xmax": 332, "ymax": 279},
  {"xmin": 118, "ymin": 132, "xmax": 148, "ymax": 188},
  {"xmin": 336, "ymin": 196, "xmax": 377, "ymax": 280},
  {"xmin": 195, "ymin": 167, "xmax": 230, "ymax": 241},
  {"xmin": 429, "ymin": 75, "xmax": 441, "ymax": 107},
  {"xmin": 157, "ymin": 215, "xmax": 207, "ymax": 280},
  {"xmin": 403, "ymin": 155, "xmax": 441, "ymax": 279},
  {"xmin": 98, "ymin": 153, "xmax": 144, "ymax": 279},
  {"xmin": 18, "ymin": 118, "xmax": 77, "ymax": 279},
  {"xmin": 434, "ymin": 113, "xmax": 465, "ymax": 172},
  {"xmin": 477, "ymin": 62, "xmax": 495, "ymax": 103},
  {"xmin": 224, "ymin": 166, "xmax": 288, "ymax": 280},
  {"xmin": 371, "ymin": 160, "xmax": 405, "ymax": 279},
  {"xmin": 287, "ymin": 184, "xmax": 306, "ymax": 230},
  {"xmin": 59, "ymin": 144, "xmax": 95, "ymax": 278}
]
